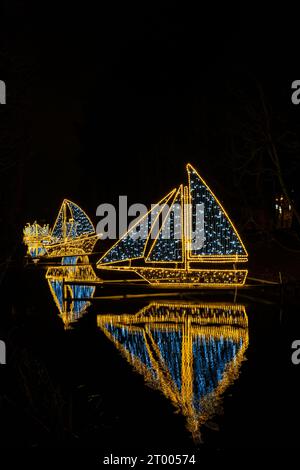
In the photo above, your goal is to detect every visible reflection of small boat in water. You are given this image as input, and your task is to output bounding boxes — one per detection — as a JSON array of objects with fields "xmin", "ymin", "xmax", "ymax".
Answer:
[
  {"xmin": 97, "ymin": 301, "xmax": 249, "ymax": 442},
  {"xmin": 23, "ymin": 199, "xmax": 100, "ymax": 259},
  {"xmin": 97, "ymin": 164, "xmax": 248, "ymax": 288},
  {"xmin": 46, "ymin": 255, "xmax": 98, "ymax": 328}
]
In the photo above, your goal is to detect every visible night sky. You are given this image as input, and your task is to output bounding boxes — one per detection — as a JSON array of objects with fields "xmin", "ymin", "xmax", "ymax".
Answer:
[{"xmin": 0, "ymin": 3, "xmax": 299, "ymax": 240}]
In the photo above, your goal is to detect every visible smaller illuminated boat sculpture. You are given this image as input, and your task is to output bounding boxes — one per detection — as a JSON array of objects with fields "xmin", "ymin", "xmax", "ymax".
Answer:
[
  {"xmin": 46, "ymin": 255, "xmax": 98, "ymax": 328},
  {"xmin": 23, "ymin": 223, "xmax": 51, "ymax": 258},
  {"xmin": 24, "ymin": 199, "xmax": 100, "ymax": 259},
  {"xmin": 97, "ymin": 164, "xmax": 248, "ymax": 287},
  {"xmin": 97, "ymin": 301, "xmax": 249, "ymax": 441}
]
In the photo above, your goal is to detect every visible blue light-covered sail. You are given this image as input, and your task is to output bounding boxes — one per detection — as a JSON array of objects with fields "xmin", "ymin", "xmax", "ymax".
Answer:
[
  {"xmin": 147, "ymin": 187, "xmax": 183, "ymax": 262},
  {"xmin": 187, "ymin": 164, "xmax": 247, "ymax": 257},
  {"xmin": 68, "ymin": 201, "xmax": 95, "ymax": 236},
  {"xmin": 99, "ymin": 189, "xmax": 175, "ymax": 265},
  {"xmin": 51, "ymin": 200, "xmax": 95, "ymax": 241}
]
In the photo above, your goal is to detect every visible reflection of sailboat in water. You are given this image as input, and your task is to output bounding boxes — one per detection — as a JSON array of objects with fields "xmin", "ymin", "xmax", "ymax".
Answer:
[
  {"xmin": 23, "ymin": 199, "xmax": 100, "ymax": 259},
  {"xmin": 46, "ymin": 255, "xmax": 97, "ymax": 328},
  {"xmin": 97, "ymin": 164, "xmax": 248, "ymax": 287},
  {"xmin": 97, "ymin": 302, "xmax": 249, "ymax": 441}
]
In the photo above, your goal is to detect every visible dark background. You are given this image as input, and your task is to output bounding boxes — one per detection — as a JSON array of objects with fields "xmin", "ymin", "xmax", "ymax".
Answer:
[
  {"xmin": 1, "ymin": 2, "xmax": 300, "ymax": 255},
  {"xmin": 1, "ymin": 2, "xmax": 300, "ymax": 457}
]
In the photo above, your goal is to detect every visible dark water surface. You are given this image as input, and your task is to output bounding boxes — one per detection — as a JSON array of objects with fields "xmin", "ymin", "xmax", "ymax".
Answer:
[{"xmin": 0, "ymin": 263, "xmax": 299, "ymax": 457}]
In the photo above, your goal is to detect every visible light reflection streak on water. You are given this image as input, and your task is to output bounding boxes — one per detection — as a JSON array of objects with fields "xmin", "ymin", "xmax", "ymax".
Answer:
[{"xmin": 45, "ymin": 256, "xmax": 96, "ymax": 328}]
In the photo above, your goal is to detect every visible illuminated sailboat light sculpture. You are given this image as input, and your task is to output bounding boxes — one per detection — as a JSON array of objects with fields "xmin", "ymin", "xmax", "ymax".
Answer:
[
  {"xmin": 97, "ymin": 164, "xmax": 248, "ymax": 287},
  {"xmin": 23, "ymin": 199, "xmax": 100, "ymax": 258}
]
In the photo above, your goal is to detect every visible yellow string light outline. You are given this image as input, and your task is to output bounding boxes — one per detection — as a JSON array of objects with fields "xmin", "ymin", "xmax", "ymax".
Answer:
[{"xmin": 98, "ymin": 264, "xmax": 248, "ymax": 288}]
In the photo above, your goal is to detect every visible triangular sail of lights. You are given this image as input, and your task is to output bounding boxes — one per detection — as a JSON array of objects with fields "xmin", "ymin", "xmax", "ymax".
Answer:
[
  {"xmin": 98, "ymin": 189, "xmax": 176, "ymax": 265},
  {"xmin": 51, "ymin": 199, "xmax": 95, "ymax": 241},
  {"xmin": 187, "ymin": 164, "xmax": 247, "ymax": 262},
  {"xmin": 146, "ymin": 186, "xmax": 184, "ymax": 263},
  {"xmin": 97, "ymin": 302, "xmax": 249, "ymax": 441}
]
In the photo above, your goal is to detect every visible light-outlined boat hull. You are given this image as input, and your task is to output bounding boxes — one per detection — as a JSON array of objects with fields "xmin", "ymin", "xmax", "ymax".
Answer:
[
  {"xmin": 44, "ymin": 234, "xmax": 99, "ymax": 258},
  {"xmin": 99, "ymin": 265, "xmax": 248, "ymax": 288}
]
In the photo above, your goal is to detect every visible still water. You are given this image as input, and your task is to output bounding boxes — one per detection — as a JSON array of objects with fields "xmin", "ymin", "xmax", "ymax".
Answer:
[
  {"xmin": 1, "ymin": 260, "xmax": 298, "ymax": 452},
  {"xmin": 40, "ymin": 260, "xmax": 298, "ymax": 451}
]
